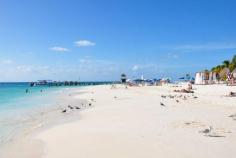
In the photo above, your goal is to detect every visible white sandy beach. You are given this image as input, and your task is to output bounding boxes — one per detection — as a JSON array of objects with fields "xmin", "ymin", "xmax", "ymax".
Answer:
[{"xmin": 1, "ymin": 84, "xmax": 236, "ymax": 158}]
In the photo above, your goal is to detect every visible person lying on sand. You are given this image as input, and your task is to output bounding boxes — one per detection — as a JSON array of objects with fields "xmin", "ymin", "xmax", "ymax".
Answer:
[
  {"xmin": 174, "ymin": 89, "xmax": 194, "ymax": 93},
  {"xmin": 174, "ymin": 82, "xmax": 194, "ymax": 93}
]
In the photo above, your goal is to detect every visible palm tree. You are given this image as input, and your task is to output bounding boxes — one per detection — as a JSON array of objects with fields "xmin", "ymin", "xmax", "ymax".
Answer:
[
  {"xmin": 223, "ymin": 60, "xmax": 230, "ymax": 68},
  {"xmin": 220, "ymin": 64, "xmax": 226, "ymax": 69},
  {"xmin": 229, "ymin": 55, "xmax": 236, "ymax": 71},
  {"xmin": 211, "ymin": 67, "xmax": 216, "ymax": 72},
  {"xmin": 215, "ymin": 65, "xmax": 222, "ymax": 73},
  {"xmin": 210, "ymin": 54, "xmax": 236, "ymax": 74},
  {"xmin": 232, "ymin": 55, "xmax": 236, "ymax": 66},
  {"xmin": 229, "ymin": 63, "xmax": 235, "ymax": 72}
]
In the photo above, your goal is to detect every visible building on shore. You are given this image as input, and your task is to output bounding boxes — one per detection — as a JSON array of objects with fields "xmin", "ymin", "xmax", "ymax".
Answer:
[
  {"xmin": 195, "ymin": 72, "xmax": 207, "ymax": 84},
  {"xmin": 208, "ymin": 72, "xmax": 219, "ymax": 84},
  {"xmin": 194, "ymin": 68, "xmax": 236, "ymax": 85},
  {"xmin": 195, "ymin": 71, "xmax": 220, "ymax": 84}
]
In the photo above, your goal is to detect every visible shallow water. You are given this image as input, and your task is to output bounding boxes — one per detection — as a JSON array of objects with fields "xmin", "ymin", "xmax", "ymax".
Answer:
[{"xmin": 0, "ymin": 83, "xmax": 81, "ymax": 144}]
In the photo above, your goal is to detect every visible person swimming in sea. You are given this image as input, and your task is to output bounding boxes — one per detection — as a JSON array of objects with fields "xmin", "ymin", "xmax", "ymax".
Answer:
[{"xmin": 25, "ymin": 89, "xmax": 29, "ymax": 93}]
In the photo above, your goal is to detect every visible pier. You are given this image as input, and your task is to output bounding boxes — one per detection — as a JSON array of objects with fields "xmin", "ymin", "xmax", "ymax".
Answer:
[{"xmin": 30, "ymin": 80, "xmax": 115, "ymax": 87}]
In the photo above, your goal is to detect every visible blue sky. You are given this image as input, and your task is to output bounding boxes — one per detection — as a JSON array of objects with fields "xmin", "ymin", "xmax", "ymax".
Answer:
[{"xmin": 0, "ymin": 0, "xmax": 236, "ymax": 81}]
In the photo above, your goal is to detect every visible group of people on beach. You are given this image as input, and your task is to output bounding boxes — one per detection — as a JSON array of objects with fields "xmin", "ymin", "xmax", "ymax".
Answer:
[
  {"xmin": 173, "ymin": 82, "xmax": 194, "ymax": 93},
  {"xmin": 25, "ymin": 89, "xmax": 43, "ymax": 93}
]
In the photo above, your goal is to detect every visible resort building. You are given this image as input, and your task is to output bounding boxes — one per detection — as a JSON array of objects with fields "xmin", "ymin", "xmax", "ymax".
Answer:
[
  {"xmin": 195, "ymin": 72, "xmax": 208, "ymax": 84},
  {"xmin": 195, "ymin": 71, "xmax": 219, "ymax": 84},
  {"xmin": 208, "ymin": 72, "xmax": 219, "ymax": 84}
]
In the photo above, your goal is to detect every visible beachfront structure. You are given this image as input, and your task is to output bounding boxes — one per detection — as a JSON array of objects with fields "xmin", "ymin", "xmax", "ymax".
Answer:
[
  {"xmin": 121, "ymin": 73, "xmax": 127, "ymax": 83},
  {"xmin": 195, "ymin": 72, "xmax": 207, "ymax": 84},
  {"xmin": 195, "ymin": 71, "xmax": 219, "ymax": 84},
  {"xmin": 31, "ymin": 81, "xmax": 113, "ymax": 87},
  {"xmin": 208, "ymin": 72, "xmax": 219, "ymax": 84},
  {"xmin": 127, "ymin": 77, "xmax": 166, "ymax": 86},
  {"xmin": 195, "ymin": 68, "xmax": 236, "ymax": 84},
  {"xmin": 232, "ymin": 68, "xmax": 236, "ymax": 78},
  {"xmin": 131, "ymin": 79, "xmax": 158, "ymax": 86}
]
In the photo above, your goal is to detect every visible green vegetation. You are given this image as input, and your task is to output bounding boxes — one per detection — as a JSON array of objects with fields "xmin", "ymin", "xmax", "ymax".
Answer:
[{"xmin": 211, "ymin": 55, "xmax": 236, "ymax": 73}]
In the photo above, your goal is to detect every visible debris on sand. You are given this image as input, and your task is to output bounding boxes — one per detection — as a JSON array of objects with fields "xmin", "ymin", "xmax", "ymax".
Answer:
[
  {"xmin": 229, "ymin": 114, "xmax": 236, "ymax": 120},
  {"xmin": 199, "ymin": 126, "xmax": 212, "ymax": 134},
  {"xmin": 68, "ymin": 105, "xmax": 74, "ymax": 109},
  {"xmin": 229, "ymin": 114, "xmax": 236, "ymax": 118},
  {"xmin": 207, "ymin": 134, "xmax": 226, "ymax": 137},
  {"xmin": 168, "ymin": 95, "xmax": 175, "ymax": 99},
  {"xmin": 227, "ymin": 92, "xmax": 236, "ymax": 97},
  {"xmin": 160, "ymin": 102, "xmax": 165, "ymax": 107},
  {"xmin": 62, "ymin": 109, "xmax": 67, "ymax": 113},
  {"xmin": 161, "ymin": 95, "xmax": 166, "ymax": 98},
  {"xmin": 199, "ymin": 126, "xmax": 230, "ymax": 138}
]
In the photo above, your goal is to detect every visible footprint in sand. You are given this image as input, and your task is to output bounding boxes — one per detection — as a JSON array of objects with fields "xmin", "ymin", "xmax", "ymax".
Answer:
[
  {"xmin": 172, "ymin": 121, "xmax": 231, "ymax": 138},
  {"xmin": 200, "ymin": 127, "xmax": 231, "ymax": 137},
  {"xmin": 161, "ymin": 95, "xmax": 167, "ymax": 99},
  {"xmin": 229, "ymin": 114, "xmax": 236, "ymax": 121},
  {"xmin": 172, "ymin": 121, "xmax": 206, "ymax": 129}
]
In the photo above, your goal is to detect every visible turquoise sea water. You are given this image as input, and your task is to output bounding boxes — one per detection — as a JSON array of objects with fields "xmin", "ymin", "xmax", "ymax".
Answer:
[
  {"xmin": 0, "ymin": 83, "xmax": 69, "ymax": 144},
  {"xmin": 0, "ymin": 82, "xmax": 112, "ymax": 145}
]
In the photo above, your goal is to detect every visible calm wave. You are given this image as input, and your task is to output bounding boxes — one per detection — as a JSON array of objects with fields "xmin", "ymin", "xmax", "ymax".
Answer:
[{"xmin": 0, "ymin": 82, "xmax": 68, "ymax": 144}]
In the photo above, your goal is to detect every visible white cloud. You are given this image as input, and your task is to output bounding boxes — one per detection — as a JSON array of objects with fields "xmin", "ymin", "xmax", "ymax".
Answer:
[
  {"xmin": 77, "ymin": 57, "xmax": 120, "ymax": 76},
  {"xmin": 167, "ymin": 53, "xmax": 178, "ymax": 59},
  {"xmin": 173, "ymin": 43, "xmax": 236, "ymax": 51},
  {"xmin": 79, "ymin": 58, "xmax": 92, "ymax": 64},
  {"xmin": 15, "ymin": 65, "xmax": 50, "ymax": 73},
  {"xmin": 74, "ymin": 40, "xmax": 96, "ymax": 47},
  {"xmin": 50, "ymin": 46, "xmax": 69, "ymax": 52},
  {"xmin": 1, "ymin": 59, "xmax": 14, "ymax": 64},
  {"xmin": 132, "ymin": 65, "xmax": 139, "ymax": 71}
]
